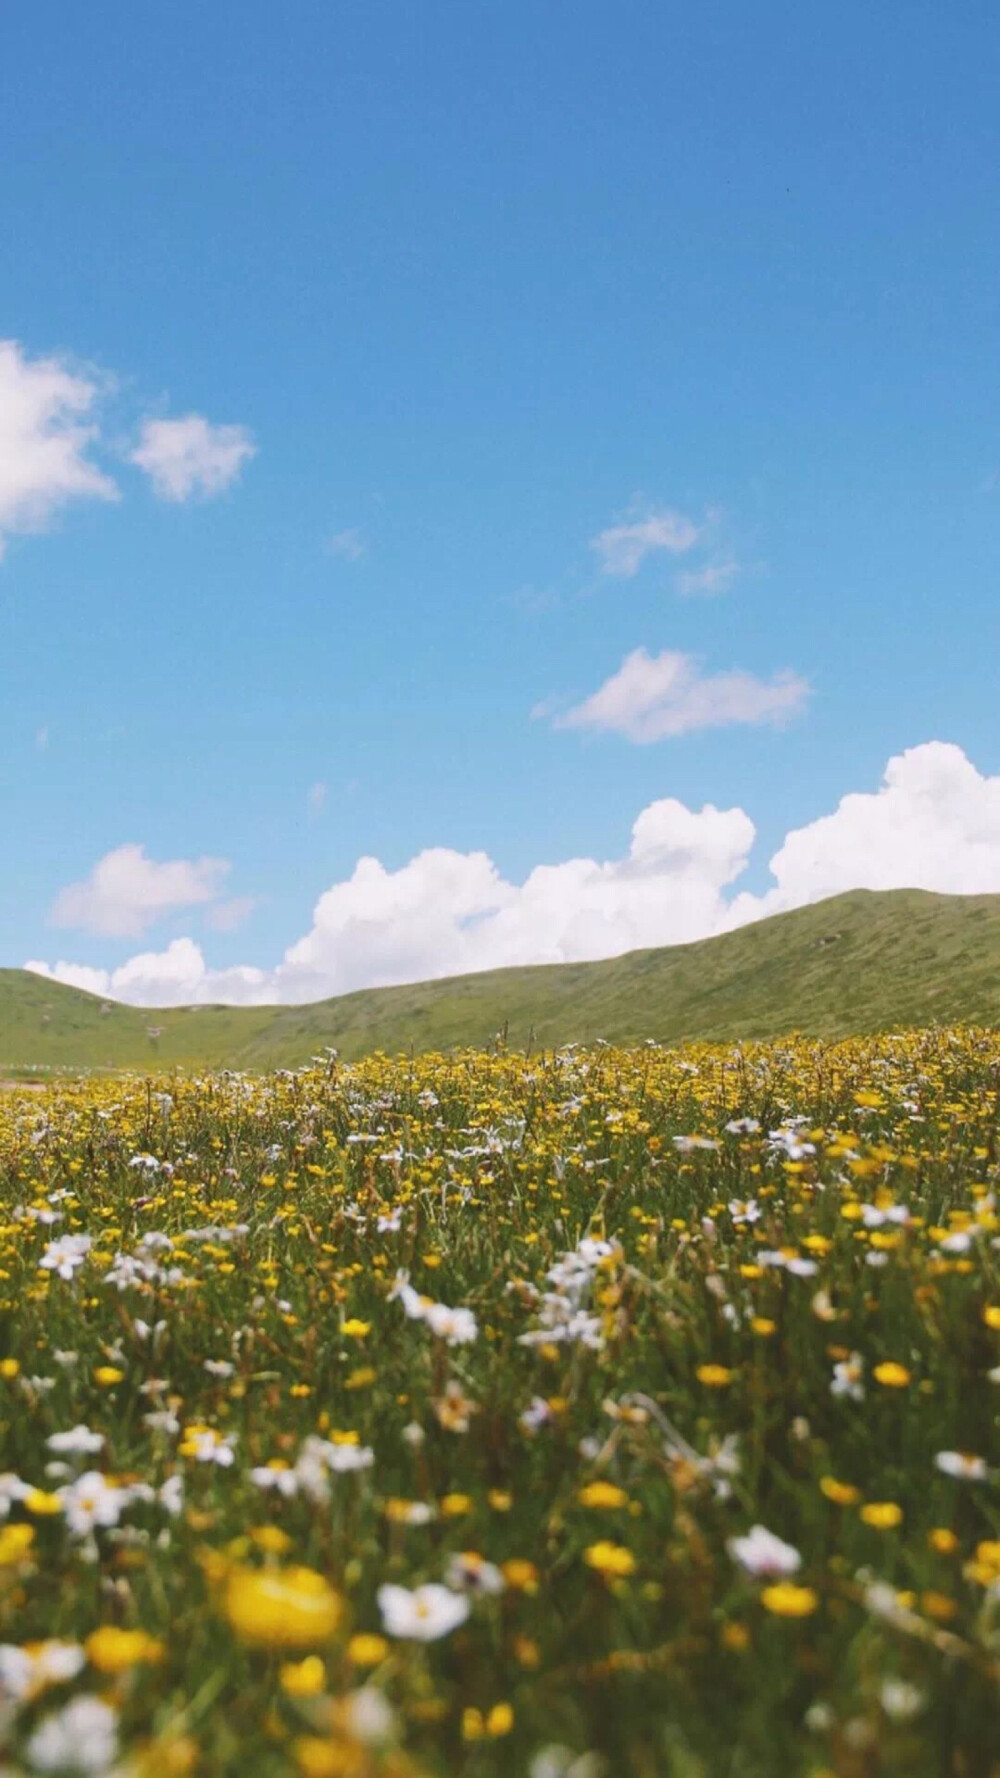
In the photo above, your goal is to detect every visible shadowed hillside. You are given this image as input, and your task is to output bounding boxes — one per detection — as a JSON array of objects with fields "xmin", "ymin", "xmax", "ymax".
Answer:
[{"xmin": 3, "ymin": 888, "xmax": 1000, "ymax": 1071}]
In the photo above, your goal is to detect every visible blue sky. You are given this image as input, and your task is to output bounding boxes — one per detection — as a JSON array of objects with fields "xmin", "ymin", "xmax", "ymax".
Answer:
[{"xmin": 4, "ymin": 0, "xmax": 1000, "ymax": 1004}]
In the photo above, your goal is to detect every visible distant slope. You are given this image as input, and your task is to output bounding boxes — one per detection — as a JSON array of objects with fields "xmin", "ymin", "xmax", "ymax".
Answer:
[{"xmin": 5, "ymin": 888, "xmax": 1000, "ymax": 1071}]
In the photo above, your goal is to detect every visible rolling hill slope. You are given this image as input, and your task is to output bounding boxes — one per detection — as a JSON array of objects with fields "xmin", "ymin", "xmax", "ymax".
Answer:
[{"xmin": 3, "ymin": 888, "xmax": 1000, "ymax": 1072}]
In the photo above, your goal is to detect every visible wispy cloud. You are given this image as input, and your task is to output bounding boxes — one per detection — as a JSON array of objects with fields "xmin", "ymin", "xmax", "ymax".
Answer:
[
  {"xmin": 675, "ymin": 557, "xmax": 740, "ymax": 597},
  {"xmin": 325, "ymin": 527, "xmax": 366, "ymax": 561},
  {"xmin": 589, "ymin": 505, "xmax": 700, "ymax": 577},
  {"xmin": 204, "ymin": 896, "xmax": 257, "ymax": 933},
  {"xmin": 553, "ymin": 647, "xmax": 809, "ymax": 743}
]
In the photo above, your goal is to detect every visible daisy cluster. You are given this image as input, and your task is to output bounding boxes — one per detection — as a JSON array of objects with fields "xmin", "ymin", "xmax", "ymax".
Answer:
[{"xmin": 0, "ymin": 1030, "xmax": 998, "ymax": 1774}]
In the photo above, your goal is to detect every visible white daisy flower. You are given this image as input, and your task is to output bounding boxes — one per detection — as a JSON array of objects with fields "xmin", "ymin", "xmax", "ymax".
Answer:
[
  {"xmin": 26, "ymin": 1694, "xmax": 118, "ymax": 1772},
  {"xmin": 377, "ymin": 1582, "xmax": 470, "ymax": 1641},
  {"xmin": 727, "ymin": 1524, "xmax": 802, "ymax": 1577}
]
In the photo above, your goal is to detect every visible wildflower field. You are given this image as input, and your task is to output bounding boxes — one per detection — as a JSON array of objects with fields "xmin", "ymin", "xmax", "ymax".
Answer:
[{"xmin": 1, "ymin": 1033, "xmax": 1000, "ymax": 1777}]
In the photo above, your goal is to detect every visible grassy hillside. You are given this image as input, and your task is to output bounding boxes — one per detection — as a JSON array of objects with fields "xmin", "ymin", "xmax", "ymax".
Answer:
[{"xmin": 4, "ymin": 887, "xmax": 1000, "ymax": 1071}]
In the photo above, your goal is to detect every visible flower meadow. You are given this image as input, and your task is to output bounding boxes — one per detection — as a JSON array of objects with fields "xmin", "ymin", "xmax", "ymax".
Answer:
[{"xmin": 1, "ymin": 1034, "xmax": 1000, "ymax": 1777}]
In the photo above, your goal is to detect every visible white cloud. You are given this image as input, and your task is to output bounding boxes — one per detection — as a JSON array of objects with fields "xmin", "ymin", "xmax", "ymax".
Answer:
[
  {"xmin": 28, "ymin": 800, "xmax": 755, "ymax": 1006},
  {"xmin": 50, "ymin": 844, "xmax": 230, "ymax": 939},
  {"xmin": 29, "ymin": 742, "xmax": 1000, "ymax": 1011},
  {"xmin": 325, "ymin": 528, "xmax": 366, "ymax": 561},
  {"xmin": 129, "ymin": 414, "xmax": 256, "ymax": 502},
  {"xmin": 29, "ymin": 940, "xmax": 267, "ymax": 1008},
  {"xmin": 555, "ymin": 647, "xmax": 810, "ymax": 742},
  {"xmin": 308, "ymin": 781, "xmax": 328, "ymax": 815},
  {"xmin": 590, "ymin": 506, "xmax": 700, "ymax": 577},
  {"xmin": 0, "ymin": 339, "xmax": 118, "ymax": 554},
  {"xmin": 675, "ymin": 558, "xmax": 739, "ymax": 597},
  {"xmin": 728, "ymin": 741, "xmax": 1000, "ymax": 924}
]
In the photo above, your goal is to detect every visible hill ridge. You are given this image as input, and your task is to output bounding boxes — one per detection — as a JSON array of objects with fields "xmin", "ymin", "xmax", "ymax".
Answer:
[{"xmin": 4, "ymin": 887, "xmax": 1000, "ymax": 1070}]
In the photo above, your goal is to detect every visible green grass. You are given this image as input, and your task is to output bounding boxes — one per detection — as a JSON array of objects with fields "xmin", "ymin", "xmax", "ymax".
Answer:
[{"xmin": 6, "ymin": 887, "xmax": 1000, "ymax": 1071}]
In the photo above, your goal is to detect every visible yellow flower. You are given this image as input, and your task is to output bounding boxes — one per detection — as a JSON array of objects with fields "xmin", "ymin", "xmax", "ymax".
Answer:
[
  {"xmin": 578, "ymin": 1481, "xmax": 628, "ymax": 1509},
  {"xmin": 224, "ymin": 1564, "xmax": 343, "ymax": 1648},
  {"xmin": 487, "ymin": 1489, "xmax": 512, "ymax": 1512},
  {"xmin": 502, "ymin": 1558, "xmax": 539, "ymax": 1593},
  {"xmin": 341, "ymin": 1319, "xmax": 370, "ymax": 1339},
  {"xmin": 462, "ymin": 1703, "xmax": 513, "ymax": 1741},
  {"xmin": 860, "ymin": 1501, "xmax": 903, "ymax": 1529},
  {"xmin": 760, "ymin": 1583, "xmax": 818, "ymax": 1618},
  {"xmin": 0, "ymin": 1358, "xmax": 20, "ymax": 1379},
  {"xmin": 929, "ymin": 1527, "xmax": 958, "ymax": 1555},
  {"xmin": 250, "ymin": 1525, "xmax": 293, "ymax": 1556},
  {"xmin": 983, "ymin": 1306, "xmax": 1000, "ymax": 1330},
  {"xmin": 0, "ymin": 1523, "xmax": 35, "ymax": 1564},
  {"xmin": 292, "ymin": 1738, "xmax": 359, "ymax": 1778},
  {"xmin": 86, "ymin": 1626, "xmax": 165, "ymax": 1672},
  {"xmin": 486, "ymin": 1703, "xmax": 514, "ymax": 1738},
  {"xmin": 280, "ymin": 1655, "xmax": 327, "ymax": 1697},
  {"xmin": 462, "ymin": 1710, "xmax": 485, "ymax": 1743},
  {"xmin": 583, "ymin": 1541, "xmax": 635, "ymax": 1578},
  {"xmin": 384, "ymin": 1498, "xmax": 434, "ymax": 1525},
  {"xmin": 24, "ymin": 1489, "xmax": 63, "ymax": 1516},
  {"xmin": 346, "ymin": 1633, "xmax": 389, "ymax": 1667},
  {"xmin": 513, "ymin": 1634, "xmax": 540, "ymax": 1667},
  {"xmin": 344, "ymin": 1367, "xmax": 376, "ymax": 1390},
  {"xmin": 94, "ymin": 1365, "xmax": 125, "ymax": 1387},
  {"xmin": 696, "ymin": 1364, "xmax": 734, "ymax": 1387},
  {"xmin": 873, "ymin": 1362, "xmax": 911, "ymax": 1388},
  {"xmin": 819, "ymin": 1476, "xmax": 861, "ymax": 1506},
  {"xmin": 921, "ymin": 1589, "xmax": 958, "ymax": 1621},
  {"xmin": 751, "ymin": 1317, "xmax": 776, "ymax": 1337},
  {"xmin": 440, "ymin": 1492, "xmax": 472, "ymax": 1518}
]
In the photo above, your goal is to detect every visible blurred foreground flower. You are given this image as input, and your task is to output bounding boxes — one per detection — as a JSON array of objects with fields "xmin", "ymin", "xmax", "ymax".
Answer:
[{"xmin": 224, "ymin": 1564, "xmax": 343, "ymax": 1648}]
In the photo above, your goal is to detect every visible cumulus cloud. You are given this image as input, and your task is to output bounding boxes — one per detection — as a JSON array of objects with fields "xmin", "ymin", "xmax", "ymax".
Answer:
[
  {"xmin": 590, "ymin": 506, "xmax": 700, "ymax": 577},
  {"xmin": 27, "ymin": 940, "xmax": 267, "ymax": 1008},
  {"xmin": 728, "ymin": 741, "xmax": 1000, "ymax": 924},
  {"xmin": 129, "ymin": 414, "xmax": 256, "ymax": 502},
  {"xmin": 0, "ymin": 339, "xmax": 118, "ymax": 554},
  {"xmin": 555, "ymin": 647, "xmax": 810, "ymax": 742},
  {"xmin": 29, "ymin": 800, "xmax": 755, "ymax": 1007},
  {"xmin": 28, "ymin": 742, "xmax": 1000, "ymax": 1011},
  {"xmin": 50, "ymin": 844, "xmax": 230, "ymax": 939}
]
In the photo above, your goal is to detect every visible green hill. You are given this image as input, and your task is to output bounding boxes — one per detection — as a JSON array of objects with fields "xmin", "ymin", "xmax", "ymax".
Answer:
[{"xmin": 4, "ymin": 888, "xmax": 1000, "ymax": 1072}]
